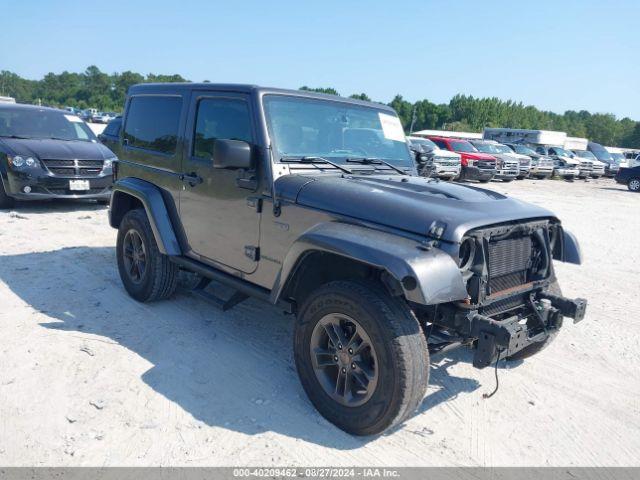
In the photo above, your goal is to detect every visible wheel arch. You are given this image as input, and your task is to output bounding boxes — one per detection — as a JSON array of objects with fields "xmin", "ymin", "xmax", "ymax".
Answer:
[
  {"xmin": 109, "ymin": 177, "xmax": 181, "ymax": 256},
  {"xmin": 271, "ymin": 222, "xmax": 468, "ymax": 308}
]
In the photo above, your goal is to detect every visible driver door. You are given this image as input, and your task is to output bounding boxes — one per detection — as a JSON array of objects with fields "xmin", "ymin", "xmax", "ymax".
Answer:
[{"xmin": 179, "ymin": 91, "xmax": 260, "ymax": 274}]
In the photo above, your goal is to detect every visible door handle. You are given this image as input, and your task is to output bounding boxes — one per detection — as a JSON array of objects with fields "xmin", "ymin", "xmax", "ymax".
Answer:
[{"xmin": 182, "ymin": 172, "xmax": 203, "ymax": 187}]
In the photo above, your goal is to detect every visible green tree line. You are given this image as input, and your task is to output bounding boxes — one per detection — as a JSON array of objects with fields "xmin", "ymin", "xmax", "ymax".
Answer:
[{"xmin": 1, "ymin": 67, "xmax": 638, "ymax": 147}]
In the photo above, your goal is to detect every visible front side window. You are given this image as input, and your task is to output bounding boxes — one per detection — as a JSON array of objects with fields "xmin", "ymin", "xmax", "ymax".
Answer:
[
  {"xmin": 123, "ymin": 96, "xmax": 182, "ymax": 154},
  {"xmin": 0, "ymin": 107, "xmax": 96, "ymax": 142},
  {"xmin": 263, "ymin": 95, "xmax": 412, "ymax": 167},
  {"xmin": 193, "ymin": 98, "xmax": 252, "ymax": 159}
]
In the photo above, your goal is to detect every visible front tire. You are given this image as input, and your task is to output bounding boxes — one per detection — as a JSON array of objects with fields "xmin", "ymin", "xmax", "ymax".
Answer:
[
  {"xmin": 294, "ymin": 280, "xmax": 429, "ymax": 436},
  {"xmin": 0, "ymin": 180, "xmax": 15, "ymax": 209},
  {"xmin": 628, "ymin": 178, "xmax": 640, "ymax": 192},
  {"xmin": 116, "ymin": 208, "xmax": 178, "ymax": 302}
]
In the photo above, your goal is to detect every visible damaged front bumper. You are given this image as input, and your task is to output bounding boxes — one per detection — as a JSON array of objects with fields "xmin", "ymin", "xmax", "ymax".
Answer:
[{"xmin": 468, "ymin": 293, "xmax": 587, "ymax": 368}]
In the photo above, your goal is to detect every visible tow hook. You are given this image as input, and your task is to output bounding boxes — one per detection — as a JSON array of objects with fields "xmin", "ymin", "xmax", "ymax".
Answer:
[{"xmin": 540, "ymin": 292, "xmax": 588, "ymax": 323}]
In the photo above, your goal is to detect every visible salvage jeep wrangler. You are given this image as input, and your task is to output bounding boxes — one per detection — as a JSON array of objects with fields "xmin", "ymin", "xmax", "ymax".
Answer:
[{"xmin": 109, "ymin": 83, "xmax": 587, "ymax": 435}]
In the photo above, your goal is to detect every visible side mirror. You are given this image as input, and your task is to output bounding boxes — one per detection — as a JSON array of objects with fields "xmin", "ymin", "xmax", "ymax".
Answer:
[{"xmin": 213, "ymin": 139, "xmax": 253, "ymax": 170}]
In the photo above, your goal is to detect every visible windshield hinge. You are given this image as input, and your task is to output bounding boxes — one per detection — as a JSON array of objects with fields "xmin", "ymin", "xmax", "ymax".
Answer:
[{"xmin": 244, "ymin": 246, "xmax": 260, "ymax": 262}]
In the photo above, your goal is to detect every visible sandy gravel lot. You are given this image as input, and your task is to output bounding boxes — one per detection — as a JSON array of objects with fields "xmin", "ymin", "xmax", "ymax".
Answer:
[{"xmin": 0, "ymin": 178, "xmax": 639, "ymax": 466}]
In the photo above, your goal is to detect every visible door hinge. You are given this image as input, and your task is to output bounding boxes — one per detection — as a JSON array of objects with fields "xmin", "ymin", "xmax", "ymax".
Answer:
[{"xmin": 244, "ymin": 246, "xmax": 260, "ymax": 262}]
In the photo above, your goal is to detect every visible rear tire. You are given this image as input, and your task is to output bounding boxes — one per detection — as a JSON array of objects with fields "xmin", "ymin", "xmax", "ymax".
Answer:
[
  {"xmin": 294, "ymin": 279, "xmax": 429, "ymax": 436},
  {"xmin": 506, "ymin": 281, "xmax": 562, "ymax": 361},
  {"xmin": 0, "ymin": 180, "xmax": 15, "ymax": 209},
  {"xmin": 116, "ymin": 208, "xmax": 178, "ymax": 302}
]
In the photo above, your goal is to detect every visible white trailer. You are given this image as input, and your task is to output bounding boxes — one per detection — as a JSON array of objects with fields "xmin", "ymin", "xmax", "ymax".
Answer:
[
  {"xmin": 564, "ymin": 137, "xmax": 589, "ymax": 151},
  {"xmin": 412, "ymin": 129, "xmax": 483, "ymax": 140},
  {"xmin": 0, "ymin": 96, "xmax": 16, "ymax": 104},
  {"xmin": 483, "ymin": 128, "xmax": 567, "ymax": 147}
]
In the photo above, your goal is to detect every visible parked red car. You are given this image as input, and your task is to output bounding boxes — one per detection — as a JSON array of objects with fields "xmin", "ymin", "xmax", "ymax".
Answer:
[{"xmin": 426, "ymin": 136, "xmax": 496, "ymax": 182}]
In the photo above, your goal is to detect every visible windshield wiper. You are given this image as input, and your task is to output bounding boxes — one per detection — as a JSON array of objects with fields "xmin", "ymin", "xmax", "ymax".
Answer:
[
  {"xmin": 280, "ymin": 156, "xmax": 353, "ymax": 174},
  {"xmin": 345, "ymin": 157, "xmax": 408, "ymax": 175},
  {"xmin": 0, "ymin": 134, "xmax": 33, "ymax": 139}
]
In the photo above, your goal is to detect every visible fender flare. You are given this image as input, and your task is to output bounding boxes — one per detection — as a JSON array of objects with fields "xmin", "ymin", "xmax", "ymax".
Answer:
[
  {"xmin": 554, "ymin": 228, "xmax": 582, "ymax": 265},
  {"xmin": 109, "ymin": 177, "xmax": 181, "ymax": 256},
  {"xmin": 270, "ymin": 222, "xmax": 468, "ymax": 306}
]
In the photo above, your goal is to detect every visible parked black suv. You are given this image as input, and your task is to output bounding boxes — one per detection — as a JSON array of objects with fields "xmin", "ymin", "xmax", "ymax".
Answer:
[
  {"xmin": 615, "ymin": 165, "xmax": 640, "ymax": 192},
  {"xmin": 0, "ymin": 103, "xmax": 115, "ymax": 208},
  {"xmin": 109, "ymin": 83, "xmax": 587, "ymax": 435}
]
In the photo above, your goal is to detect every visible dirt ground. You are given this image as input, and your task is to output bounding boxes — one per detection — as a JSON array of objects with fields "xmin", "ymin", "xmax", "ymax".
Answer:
[{"xmin": 0, "ymin": 177, "xmax": 639, "ymax": 466}]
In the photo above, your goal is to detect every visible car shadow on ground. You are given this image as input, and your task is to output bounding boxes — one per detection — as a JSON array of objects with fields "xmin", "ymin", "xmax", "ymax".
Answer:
[{"xmin": 2, "ymin": 246, "xmax": 487, "ymax": 447}]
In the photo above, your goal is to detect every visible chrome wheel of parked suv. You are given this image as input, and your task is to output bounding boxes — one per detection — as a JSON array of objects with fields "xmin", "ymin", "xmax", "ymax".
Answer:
[
  {"xmin": 294, "ymin": 280, "xmax": 429, "ymax": 436},
  {"xmin": 628, "ymin": 178, "xmax": 640, "ymax": 192}
]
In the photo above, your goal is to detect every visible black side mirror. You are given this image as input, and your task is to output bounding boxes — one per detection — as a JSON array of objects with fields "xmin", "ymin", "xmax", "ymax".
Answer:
[{"xmin": 213, "ymin": 139, "xmax": 253, "ymax": 170}]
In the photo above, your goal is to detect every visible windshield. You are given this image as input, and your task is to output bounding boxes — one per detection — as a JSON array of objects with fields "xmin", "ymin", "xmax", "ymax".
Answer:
[
  {"xmin": 610, "ymin": 153, "xmax": 624, "ymax": 163},
  {"xmin": 588, "ymin": 143, "xmax": 613, "ymax": 162},
  {"xmin": 409, "ymin": 137, "xmax": 437, "ymax": 149},
  {"xmin": 0, "ymin": 107, "xmax": 96, "ymax": 142},
  {"xmin": 573, "ymin": 150, "xmax": 597, "ymax": 160},
  {"xmin": 472, "ymin": 142, "xmax": 502, "ymax": 154},
  {"xmin": 263, "ymin": 95, "xmax": 413, "ymax": 167},
  {"xmin": 514, "ymin": 145, "xmax": 537, "ymax": 156},
  {"xmin": 493, "ymin": 144, "xmax": 513, "ymax": 154},
  {"xmin": 449, "ymin": 139, "xmax": 478, "ymax": 153},
  {"xmin": 552, "ymin": 147, "xmax": 573, "ymax": 157}
]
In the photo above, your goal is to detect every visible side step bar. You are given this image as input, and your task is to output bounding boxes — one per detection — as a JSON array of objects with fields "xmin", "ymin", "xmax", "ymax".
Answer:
[
  {"xmin": 170, "ymin": 256, "xmax": 294, "ymax": 314},
  {"xmin": 192, "ymin": 278, "xmax": 250, "ymax": 312}
]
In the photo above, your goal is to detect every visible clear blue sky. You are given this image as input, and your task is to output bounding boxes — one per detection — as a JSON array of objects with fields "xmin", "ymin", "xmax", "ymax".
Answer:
[{"xmin": 1, "ymin": 0, "xmax": 638, "ymax": 119}]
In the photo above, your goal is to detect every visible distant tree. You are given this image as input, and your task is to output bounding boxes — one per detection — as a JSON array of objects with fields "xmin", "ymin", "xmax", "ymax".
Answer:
[
  {"xmin": 1, "ymin": 68, "xmax": 637, "ymax": 146},
  {"xmin": 299, "ymin": 86, "xmax": 340, "ymax": 96},
  {"xmin": 349, "ymin": 93, "xmax": 371, "ymax": 101}
]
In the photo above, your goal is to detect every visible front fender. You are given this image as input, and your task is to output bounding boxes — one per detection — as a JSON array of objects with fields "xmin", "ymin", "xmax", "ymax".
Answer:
[
  {"xmin": 271, "ymin": 222, "xmax": 468, "ymax": 306},
  {"xmin": 110, "ymin": 177, "xmax": 181, "ymax": 256}
]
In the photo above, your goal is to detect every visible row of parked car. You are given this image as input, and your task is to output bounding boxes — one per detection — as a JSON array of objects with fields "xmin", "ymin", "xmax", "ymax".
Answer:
[
  {"xmin": 64, "ymin": 107, "xmax": 119, "ymax": 124},
  {"xmin": 2, "ymin": 99, "xmax": 640, "ymax": 211},
  {"xmin": 406, "ymin": 134, "xmax": 617, "ymax": 183}
]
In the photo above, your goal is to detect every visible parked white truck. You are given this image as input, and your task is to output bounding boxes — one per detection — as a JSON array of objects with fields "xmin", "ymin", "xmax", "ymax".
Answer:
[{"xmin": 565, "ymin": 137, "xmax": 605, "ymax": 178}]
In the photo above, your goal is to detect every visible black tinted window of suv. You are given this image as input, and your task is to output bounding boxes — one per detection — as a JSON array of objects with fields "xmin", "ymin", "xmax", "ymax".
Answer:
[
  {"xmin": 104, "ymin": 118, "xmax": 121, "ymax": 136},
  {"xmin": 193, "ymin": 98, "xmax": 252, "ymax": 159},
  {"xmin": 124, "ymin": 96, "xmax": 182, "ymax": 154}
]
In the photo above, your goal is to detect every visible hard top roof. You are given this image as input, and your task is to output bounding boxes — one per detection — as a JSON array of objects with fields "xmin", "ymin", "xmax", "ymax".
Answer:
[
  {"xmin": 0, "ymin": 102, "xmax": 69, "ymax": 114},
  {"xmin": 127, "ymin": 83, "xmax": 396, "ymax": 112}
]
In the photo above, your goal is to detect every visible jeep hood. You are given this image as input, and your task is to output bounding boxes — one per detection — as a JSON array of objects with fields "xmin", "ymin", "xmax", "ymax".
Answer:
[
  {"xmin": 0, "ymin": 137, "xmax": 114, "ymax": 160},
  {"xmin": 276, "ymin": 174, "xmax": 557, "ymax": 244}
]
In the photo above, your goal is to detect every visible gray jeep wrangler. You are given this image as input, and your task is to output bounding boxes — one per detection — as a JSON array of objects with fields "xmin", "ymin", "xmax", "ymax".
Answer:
[{"xmin": 109, "ymin": 83, "xmax": 587, "ymax": 435}]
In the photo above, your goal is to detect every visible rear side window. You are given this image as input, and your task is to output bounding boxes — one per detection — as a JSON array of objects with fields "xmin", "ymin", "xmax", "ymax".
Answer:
[
  {"xmin": 124, "ymin": 96, "xmax": 182, "ymax": 154},
  {"xmin": 193, "ymin": 98, "xmax": 252, "ymax": 159},
  {"xmin": 104, "ymin": 118, "xmax": 121, "ymax": 136}
]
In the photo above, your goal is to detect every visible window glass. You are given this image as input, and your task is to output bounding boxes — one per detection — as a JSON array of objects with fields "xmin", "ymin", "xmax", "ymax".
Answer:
[
  {"xmin": 432, "ymin": 139, "xmax": 448, "ymax": 149},
  {"xmin": 104, "ymin": 118, "xmax": 121, "ymax": 136},
  {"xmin": 193, "ymin": 98, "xmax": 252, "ymax": 159},
  {"xmin": 263, "ymin": 95, "xmax": 412, "ymax": 166},
  {"xmin": 0, "ymin": 107, "xmax": 96, "ymax": 142},
  {"xmin": 123, "ymin": 96, "xmax": 182, "ymax": 154}
]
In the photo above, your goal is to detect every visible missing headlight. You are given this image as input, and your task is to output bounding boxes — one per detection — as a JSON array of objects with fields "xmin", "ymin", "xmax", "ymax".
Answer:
[{"xmin": 458, "ymin": 237, "xmax": 476, "ymax": 271}]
